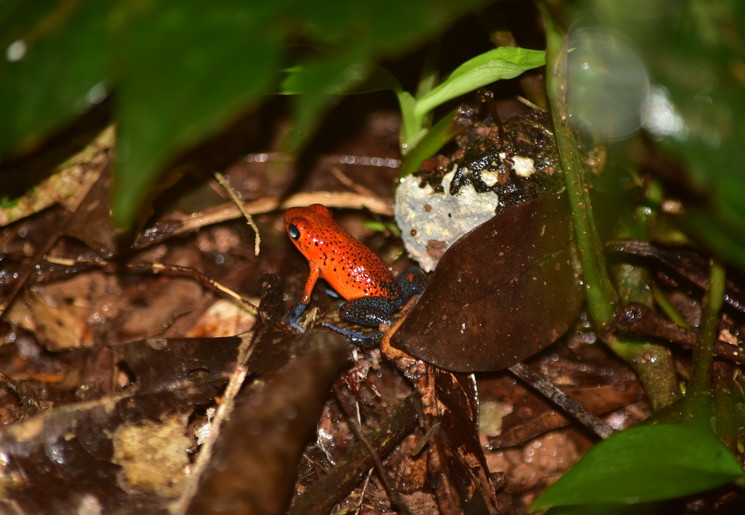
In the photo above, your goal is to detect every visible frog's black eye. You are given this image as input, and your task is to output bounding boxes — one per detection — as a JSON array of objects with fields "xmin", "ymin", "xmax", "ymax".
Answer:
[{"xmin": 288, "ymin": 224, "xmax": 300, "ymax": 240}]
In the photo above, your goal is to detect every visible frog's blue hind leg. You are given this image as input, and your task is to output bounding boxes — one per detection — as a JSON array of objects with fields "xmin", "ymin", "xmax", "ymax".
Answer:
[
  {"xmin": 319, "ymin": 322, "xmax": 382, "ymax": 349},
  {"xmin": 339, "ymin": 297, "xmax": 397, "ymax": 328},
  {"xmin": 322, "ymin": 296, "xmax": 395, "ymax": 348}
]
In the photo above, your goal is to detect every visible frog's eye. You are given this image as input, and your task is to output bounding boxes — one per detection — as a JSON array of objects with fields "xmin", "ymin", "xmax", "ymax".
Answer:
[{"xmin": 288, "ymin": 223, "xmax": 301, "ymax": 240}]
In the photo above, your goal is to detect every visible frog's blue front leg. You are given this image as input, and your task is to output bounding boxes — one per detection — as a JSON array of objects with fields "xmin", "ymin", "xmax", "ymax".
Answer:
[
  {"xmin": 286, "ymin": 265, "xmax": 427, "ymax": 347},
  {"xmin": 285, "ymin": 301, "xmax": 309, "ymax": 332},
  {"xmin": 285, "ymin": 297, "xmax": 386, "ymax": 348}
]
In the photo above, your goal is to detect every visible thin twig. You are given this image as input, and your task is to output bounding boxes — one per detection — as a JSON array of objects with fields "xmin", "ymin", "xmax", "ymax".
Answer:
[
  {"xmin": 329, "ymin": 167, "xmax": 377, "ymax": 198},
  {"xmin": 214, "ymin": 172, "xmax": 261, "ymax": 256},
  {"xmin": 44, "ymin": 256, "xmax": 258, "ymax": 312},
  {"xmin": 287, "ymin": 393, "xmax": 420, "ymax": 515},
  {"xmin": 333, "ymin": 386, "xmax": 414, "ymax": 515},
  {"xmin": 354, "ymin": 468, "xmax": 375, "ymax": 515},
  {"xmin": 132, "ymin": 191, "xmax": 392, "ymax": 250},
  {"xmin": 508, "ymin": 362, "xmax": 614, "ymax": 440}
]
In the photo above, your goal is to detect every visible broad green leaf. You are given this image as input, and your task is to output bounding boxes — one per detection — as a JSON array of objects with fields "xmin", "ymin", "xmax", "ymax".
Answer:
[
  {"xmin": 532, "ymin": 424, "xmax": 743, "ymax": 509},
  {"xmin": 0, "ymin": 0, "xmax": 108, "ymax": 156},
  {"xmin": 545, "ymin": 503, "xmax": 658, "ymax": 515},
  {"xmin": 111, "ymin": 1, "xmax": 282, "ymax": 227},
  {"xmin": 414, "ymin": 47, "xmax": 546, "ymax": 119}
]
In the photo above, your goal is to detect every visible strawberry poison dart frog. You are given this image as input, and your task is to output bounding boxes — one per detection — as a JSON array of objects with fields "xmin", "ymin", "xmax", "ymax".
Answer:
[{"xmin": 284, "ymin": 204, "xmax": 424, "ymax": 347}]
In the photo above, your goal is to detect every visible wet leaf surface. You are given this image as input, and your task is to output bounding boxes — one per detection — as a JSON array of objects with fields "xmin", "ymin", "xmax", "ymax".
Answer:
[{"xmin": 392, "ymin": 192, "xmax": 584, "ymax": 372}]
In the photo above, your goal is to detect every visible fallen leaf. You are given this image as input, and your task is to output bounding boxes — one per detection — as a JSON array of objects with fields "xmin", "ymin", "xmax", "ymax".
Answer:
[{"xmin": 392, "ymin": 193, "xmax": 583, "ymax": 372}]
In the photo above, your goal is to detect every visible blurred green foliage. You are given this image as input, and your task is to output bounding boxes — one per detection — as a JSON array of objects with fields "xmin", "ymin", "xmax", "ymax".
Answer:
[
  {"xmin": 593, "ymin": 0, "xmax": 745, "ymax": 271},
  {"xmin": 0, "ymin": 0, "xmax": 488, "ymax": 227}
]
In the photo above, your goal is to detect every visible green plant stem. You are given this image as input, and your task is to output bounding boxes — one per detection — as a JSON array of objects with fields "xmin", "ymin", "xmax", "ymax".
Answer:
[
  {"xmin": 543, "ymin": 12, "xmax": 617, "ymax": 326},
  {"xmin": 612, "ymin": 267, "xmax": 680, "ymax": 411},
  {"xmin": 398, "ymin": 109, "xmax": 459, "ymax": 177},
  {"xmin": 610, "ymin": 206, "xmax": 681, "ymax": 411},
  {"xmin": 687, "ymin": 260, "xmax": 726, "ymax": 419},
  {"xmin": 395, "ymin": 90, "xmax": 423, "ymax": 152},
  {"xmin": 543, "ymin": 7, "xmax": 683, "ymax": 411},
  {"xmin": 653, "ymin": 284, "xmax": 692, "ymax": 329}
]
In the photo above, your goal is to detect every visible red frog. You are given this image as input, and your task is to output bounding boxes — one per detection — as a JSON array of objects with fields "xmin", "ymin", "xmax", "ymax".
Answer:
[{"xmin": 284, "ymin": 204, "xmax": 424, "ymax": 346}]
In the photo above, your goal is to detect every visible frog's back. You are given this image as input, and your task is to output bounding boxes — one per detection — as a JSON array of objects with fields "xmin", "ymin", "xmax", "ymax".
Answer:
[{"xmin": 285, "ymin": 205, "xmax": 399, "ymax": 301}]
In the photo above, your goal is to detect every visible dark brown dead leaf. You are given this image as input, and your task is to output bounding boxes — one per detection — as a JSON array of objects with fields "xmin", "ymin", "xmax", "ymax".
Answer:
[
  {"xmin": 392, "ymin": 193, "xmax": 583, "ymax": 372},
  {"xmin": 0, "ymin": 207, "xmax": 69, "ymax": 315},
  {"xmin": 62, "ymin": 165, "xmax": 116, "ymax": 257},
  {"xmin": 607, "ymin": 239, "xmax": 745, "ymax": 315},
  {"xmin": 186, "ymin": 331, "xmax": 352, "ymax": 515},
  {"xmin": 421, "ymin": 368, "xmax": 501, "ymax": 514},
  {"xmin": 611, "ymin": 302, "xmax": 745, "ymax": 365},
  {"xmin": 0, "ymin": 335, "xmax": 241, "ymax": 424},
  {"xmin": 0, "ymin": 361, "xmax": 230, "ymax": 513}
]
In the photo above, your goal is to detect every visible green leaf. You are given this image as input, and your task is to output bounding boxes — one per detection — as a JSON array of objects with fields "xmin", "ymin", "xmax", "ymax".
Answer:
[
  {"xmin": 280, "ymin": 63, "xmax": 401, "ymax": 96},
  {"xmin": 0, "ymin": 0, "xmax": 109, "ymax": 156},
  {"xmin": 414, "ymin": 47, "xmax": 545, "ymax": 119},
  {"xmin": 111, "ymin": 1, "xmax": 282, "ymax": 227},
  {"xmin": 544, "ymin": 503, "xmax": 658, "ymax": 515},
  {"xmin": 397, "ymin": 90, "xmax": 421, "ymax": 151},
  {"xmin": 532, "ymin": 424, "xmax": 743, "ymax": 509}
]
